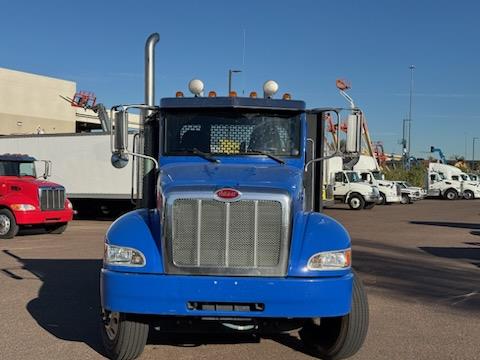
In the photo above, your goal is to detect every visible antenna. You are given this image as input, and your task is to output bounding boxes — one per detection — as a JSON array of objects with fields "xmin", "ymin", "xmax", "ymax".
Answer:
[{"xmin": 242, "ymin": 29, "xmax": 246, "ymax": 95}]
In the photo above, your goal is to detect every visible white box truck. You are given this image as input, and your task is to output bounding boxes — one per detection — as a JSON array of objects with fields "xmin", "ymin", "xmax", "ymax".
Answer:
[
  {"xmin": 324, "ymin": 156, "xmax": 380, "ymax": 210},
  {"xmin": 353, "ymin": 155, "xmax": 402, "ymax": 204},
  {"xmin": 428, "ymin": 162, "xmax": 480, "ymax": 200},
  {"xmin": 0, "ymin": 133, "xmax": 134, "ymax": 215}
]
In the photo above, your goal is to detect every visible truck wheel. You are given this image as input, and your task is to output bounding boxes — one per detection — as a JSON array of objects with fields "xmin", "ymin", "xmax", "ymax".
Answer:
[
  {"xmin": 348, "ymin": 195, "xmax": 365, "ymax": 210},
  {"xmin": 101, "ymin": 310, "xmax": 149, "ymax": 360},
  {"xmin": 400, "ymin": 194, "xmax": 410, "ymax": 204},
  {"xmin": 377, "ymin": 192, "xmax": 386, "ymax": 205},
  {"xmin": 363, "ymin": 202, "xmax": 375, "ymax": 210},
  {"xmin": 0, "ymin": 209, "xmax": 19, "ymax": 239},
  {"xmin": 300, "ymin": 272, "xmax": 369, "ymax": 360},
  {"xmin": 46, "ymin": 223, "xmax": 68, "ymax": 234},
  {"xmin": 463, "ymin": 190, "xmax": 474, "ymax": 200},
  {"xmin": 444, "ymin": 189, "xmax": 458, "ymax": 200}
]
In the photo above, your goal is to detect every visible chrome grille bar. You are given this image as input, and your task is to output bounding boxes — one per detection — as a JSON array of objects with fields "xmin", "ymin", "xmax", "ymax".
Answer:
[
  {"xmin": 253, "ymin": 200, "xmax": 258, "ymax": 267},
  {"xmin": 197, "ymin": 200, "xmax": 202, "ymax": 267},
  {"xmin": 225, "ymin": 202, "xmax": 230, "ymax": 267}
]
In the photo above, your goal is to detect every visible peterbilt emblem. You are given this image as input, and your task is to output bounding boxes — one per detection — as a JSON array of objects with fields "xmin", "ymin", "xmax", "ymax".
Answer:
[{"xmin": 214, "ymin": 188, "xmax": 241, "ymax": 201}]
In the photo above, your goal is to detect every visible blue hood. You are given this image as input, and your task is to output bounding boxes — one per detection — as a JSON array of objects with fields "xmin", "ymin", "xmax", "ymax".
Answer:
[{"xmin": 160, "ymin": 163, "xmax": 303, "ymax": 199}]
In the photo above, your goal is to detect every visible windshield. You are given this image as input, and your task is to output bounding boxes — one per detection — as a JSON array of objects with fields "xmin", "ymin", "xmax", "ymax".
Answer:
[
  {"xmin": 164, "ymin": 109, "xmax": 301, "ymax": 157},
  {"xmin": 0, "ymin": 161, "xmax": 36, "ymax": 177},
  {"xmin": 346, "ymin": 172, "xmax": 361, "ymax": 183},
  {"xmin": 372, "ymin": 171, "xmax": 384, "ymax": 180},
  {"xmin": 404, "ymin": 182, "xmax": 412, "ymax": 187}
]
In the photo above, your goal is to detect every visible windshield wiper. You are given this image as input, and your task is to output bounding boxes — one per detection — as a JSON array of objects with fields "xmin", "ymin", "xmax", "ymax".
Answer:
[
  {"xmin": 244, "ymin": 150, "xmax": 285, "ymax": 165},
  {"xmin": 186, "ymin": 148, "xmax": 220, "ymax": 163}
]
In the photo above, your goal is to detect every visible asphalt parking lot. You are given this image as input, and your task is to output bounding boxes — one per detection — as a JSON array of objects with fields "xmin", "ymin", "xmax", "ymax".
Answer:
[{"xmin": 0, "ymin": 200, "xmax": 479, "ymax": 360}]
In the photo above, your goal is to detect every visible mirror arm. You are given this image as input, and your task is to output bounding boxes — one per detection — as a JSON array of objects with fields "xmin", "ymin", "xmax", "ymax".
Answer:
[
  {"xmin": 122, "ymin": 150, "xmax": 159, "ymax": 171},
  {"xmin": 304, "ymin": 152, "xmax": 341, "ymax": 172}
]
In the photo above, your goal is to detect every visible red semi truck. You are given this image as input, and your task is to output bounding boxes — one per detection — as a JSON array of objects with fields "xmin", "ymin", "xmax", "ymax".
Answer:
[{"xmin": 0, "ymin": 154, "xmax": 73, "ymax": 239}]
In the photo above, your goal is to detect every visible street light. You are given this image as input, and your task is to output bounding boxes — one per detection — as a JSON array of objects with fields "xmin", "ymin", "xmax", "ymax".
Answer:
[
  {"xmin": 228, "ymin": 69, "xmax": 242, "ymax": 94},
  {"xmin": 473, "ymin": 137, "xmax": 479, "ymax": 169},
  {"xmin": 407, "ymin": 64, "xmax": 415, "ymax": 158}
]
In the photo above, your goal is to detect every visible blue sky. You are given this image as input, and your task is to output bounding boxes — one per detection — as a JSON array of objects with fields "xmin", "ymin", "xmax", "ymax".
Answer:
[{"xmin": 1, "ymin": 0, "xmax": 479, "ymax": 158}]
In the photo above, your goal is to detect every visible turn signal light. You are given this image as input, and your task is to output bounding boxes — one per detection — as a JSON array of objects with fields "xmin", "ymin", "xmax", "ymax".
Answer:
[
  {"xmin": 175, "ymin": 91, "xmax": 184, "ymax": 98},
  {"xmin": 282, "ymin": 93, "xmax": 291, "ymax": 100},
  {"xmin": 229, "ymin": 91, "xmax": 237, "ymax": 97},
  {"xmin": 208, "ymin": 91, "xmax": 217, "ymax": 97},
  {"xmin": 249, "ymin": 91, "xmax": 257, "ymax": 98}
]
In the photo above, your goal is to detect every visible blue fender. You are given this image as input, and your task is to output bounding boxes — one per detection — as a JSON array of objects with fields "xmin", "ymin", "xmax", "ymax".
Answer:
[
  {"xmin": 288, "ymin": 211, "xmax": 352, "ymax": 277},
  {"xmin": 104, "ymin": 209, "xmax": 163, "ymax": 273}
]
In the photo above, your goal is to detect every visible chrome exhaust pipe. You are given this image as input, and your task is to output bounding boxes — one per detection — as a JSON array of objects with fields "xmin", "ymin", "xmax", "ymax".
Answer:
[{"xmin": 143, "ymin": 32, "xmax": 160, "ymax": 120}]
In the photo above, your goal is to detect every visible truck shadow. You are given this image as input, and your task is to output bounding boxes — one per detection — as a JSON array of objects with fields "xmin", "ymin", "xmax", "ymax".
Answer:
[
  {"xmin": 352, "ymin": 240, "xmax": 480, "ymax": 311},
  {"xmin": 1, "ymin": 250, "xmax": 105, "ymax": 356},
  {"xmin": 420, "ymin": 243, "xmax": 480, "ymax": 268},
  {"xmin": 410, "ymin": 220, "xmax": 480, "ymax": 229}
]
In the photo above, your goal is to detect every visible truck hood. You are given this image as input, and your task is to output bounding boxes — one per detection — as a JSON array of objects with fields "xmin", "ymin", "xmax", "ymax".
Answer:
[
  {"xmin": 160, "ymin": 163, "xmax": 303, "ymax": 198},
  {"xmin": 0, "ymin": 176, "xmax": 62, "ymax": 188}
]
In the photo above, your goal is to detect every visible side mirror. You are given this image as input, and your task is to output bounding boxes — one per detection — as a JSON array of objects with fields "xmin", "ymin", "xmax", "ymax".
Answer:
[
  {"xmin": 114, "ymin": 110, "xmax": 129, "ymax": 152},
  {"xmin": 36, "ymin": 160, "xmax": 51, "ymax": 179},
  {"xmin": 111, "ymin": 152, "xmax": 129, "ymax": 169},
  {"xmin": 345, "ymin": 112, "xmax": 362, "ymax": 153}
]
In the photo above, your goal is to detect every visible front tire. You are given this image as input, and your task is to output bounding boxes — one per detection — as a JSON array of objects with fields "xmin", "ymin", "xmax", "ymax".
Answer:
[
  {"xmin": 463, "ymin": 190, "xmax": 474, "ymax": 200},
  {"xmin": 400, "ymin": 194, "xmax": 410, "ymax": 204},
  {"xmin": 101, "ymin": 310, "xmax": 149, "ymax": 360},
  {"xmin": 377, "ymin": 192, "xmax": 386, "ymax": 205},
  {"xmin": 444, "ymin": 189, "xmax": 458, "ymax": 200},
  {"xmin": 348, "ymin": 194, "xmax": 365, "ymax": 210},
  {"xmin": 0, "ymin": 209, "xmax": 19, "ymax": 239},
  {"xmin": 300, "ymin": 272, "xmax": 369, "ymax": 360}
]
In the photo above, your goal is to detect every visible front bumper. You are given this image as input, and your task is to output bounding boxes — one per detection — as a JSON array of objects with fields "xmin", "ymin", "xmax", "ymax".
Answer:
[
  {"xmin": 385, "ymin": 194, "xmax": 402, "ymax": 203},
  {"xmin": 101, "ymin": 270, "xmax": 353, "ymax": 318},
  {"xmin": 14, "ymin": 208, "xmax": 73, "ymax": 225},
  {"xmin": 364, "ymin": 193, "xmax": 380, "ymax": 202}
]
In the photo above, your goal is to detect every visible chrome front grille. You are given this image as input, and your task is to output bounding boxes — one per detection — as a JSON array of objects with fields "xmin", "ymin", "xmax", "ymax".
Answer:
[
  {"xmin": 165, "ymin": 192, "xmax": 290, "ymax": 276},
  {"xmin": 39, "ymin": 187, "xmax": 65, "ymax": 211}
]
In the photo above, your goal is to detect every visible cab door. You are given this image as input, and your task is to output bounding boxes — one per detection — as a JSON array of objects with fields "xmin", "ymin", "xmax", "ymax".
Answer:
[{"xmin": 334, "ymin": 172, "xmax": 349, "ymax": 197}]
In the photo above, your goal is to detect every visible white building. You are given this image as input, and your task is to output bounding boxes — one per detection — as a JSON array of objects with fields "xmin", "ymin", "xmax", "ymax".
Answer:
[{"xmin": 0, "ymin": 67, "xmax": 138, "ymax": 135}]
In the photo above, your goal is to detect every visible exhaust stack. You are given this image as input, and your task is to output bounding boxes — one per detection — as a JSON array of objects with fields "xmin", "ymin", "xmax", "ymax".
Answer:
[
  {"xmin": 143, "ymin": 33, "xmax": 160, "ymax": 120},
  {"xmin": 138, "ymin": 33, "xmax": 159, "ymax": 209}
]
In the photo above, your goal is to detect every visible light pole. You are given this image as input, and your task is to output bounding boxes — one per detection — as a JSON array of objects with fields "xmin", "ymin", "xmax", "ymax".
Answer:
[
  {"xmin": 407, "ymin": 64, "xmax": 415, "ymax": 158},
  {"xmin": 473, "ymin": 137, "xmax": 479, "ymax": 169},
  {"xmin": 228, "ymin": 69, "xmax": 242, "ymax": 94}
]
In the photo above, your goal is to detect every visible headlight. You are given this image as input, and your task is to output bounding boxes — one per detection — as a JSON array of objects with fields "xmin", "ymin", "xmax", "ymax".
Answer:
[
  {"xmin": 307, "ymin": 249, "xmax": 351, "ymax": 270},
  {"xmin": 66, "ymin": 199, "xmax": 73, "ymax": 210},
  {"xmin": 104, "ymin": 244, "xmax": 146, "ymax": 267},
  {"xmin": 11, "ymin": 204, "xmax": 36, "ymax": 211}
]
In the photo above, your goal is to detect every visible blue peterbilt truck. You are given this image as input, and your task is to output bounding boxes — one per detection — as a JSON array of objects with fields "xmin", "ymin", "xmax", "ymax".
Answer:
[{"xmin": 99, "ymin": 33, "xmax": 369, "ymax": 360}]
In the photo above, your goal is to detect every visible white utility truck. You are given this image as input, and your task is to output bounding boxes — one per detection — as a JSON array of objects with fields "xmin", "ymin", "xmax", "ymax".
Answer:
[
  {"xmin": 394, "ymin": 181, "xmax": 426, "ymax": 204},
  {"xmin": 0, "ymin": 133, "xmax": 135, "ymax": 215},
  {"xmin": 353, "ymin": 155, "xmax": 401, "ymax": 204},
  {"xmin": 324, "ymin": 156, "xmax": 380, "ymax": 210},
  {"xmin": 428, "ymin": 162, "xmax": 480, "ymax": 200}
]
